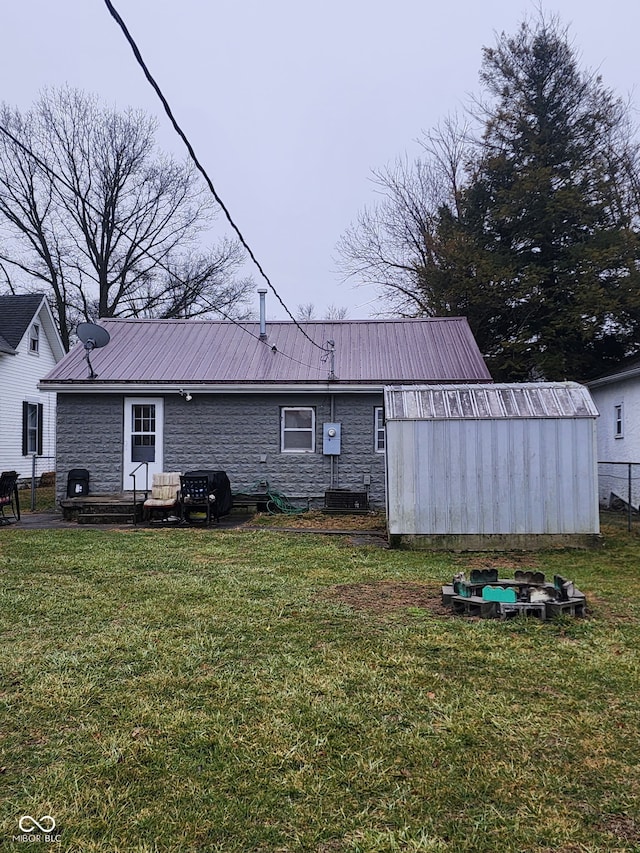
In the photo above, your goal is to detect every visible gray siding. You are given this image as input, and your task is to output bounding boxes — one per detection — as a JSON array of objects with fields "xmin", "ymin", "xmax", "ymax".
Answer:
[
  {"xmin": 57, "ymin": 391, "xmax": 386, "ymax": 506},
  {"xmin": 164, "ymin": 393, "xmax": 385, "ymax": 505},
  {"xmin": 56, "ymin": 393, "xmax": 124, "ymax": 502}
]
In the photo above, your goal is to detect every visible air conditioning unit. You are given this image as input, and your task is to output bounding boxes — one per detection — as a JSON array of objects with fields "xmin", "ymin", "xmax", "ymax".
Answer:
[{"xmin": 324, "ymin": 489, "xmax": 369, "ymax": 513}]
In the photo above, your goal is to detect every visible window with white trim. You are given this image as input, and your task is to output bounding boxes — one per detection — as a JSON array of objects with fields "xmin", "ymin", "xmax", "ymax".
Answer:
[
  {"xmin": 614, "ymin": 403, "xmax": 624, "ymax": 438},
  {"xmin": 22, "ymin": 401, "xmax": 43, "ymax": 455},
  {"xmin": 29, "ymin": 323, "xmax": 40, "ymax": 354},
  {"xmin": 281, "ymin": 407, "xmax": 315, "ymax": 452},
  {"xmin": 374, "ymin": 407, "xmax": 385, "ymax": 453}
]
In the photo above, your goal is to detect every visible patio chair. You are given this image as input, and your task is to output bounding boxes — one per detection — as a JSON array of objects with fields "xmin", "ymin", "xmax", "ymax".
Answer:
[
  {"xmin": 179, "ymin": 473, "xmax": 219, "ymax": 526},
  {"xmin": 143, "ymin": 472, "xmax": 181, "ymax": 522},
  {"xmin": 0, "ymin": 470, "xmax": 20, "ymax": 524}
]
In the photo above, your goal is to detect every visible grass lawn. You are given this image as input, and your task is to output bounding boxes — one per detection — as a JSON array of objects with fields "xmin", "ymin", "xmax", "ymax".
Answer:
[{"xmin": 0, "ymin": 520, "xmax": 639, "ymax": 852}]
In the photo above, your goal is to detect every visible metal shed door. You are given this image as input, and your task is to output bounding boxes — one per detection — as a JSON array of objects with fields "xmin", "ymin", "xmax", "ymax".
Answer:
[{"xmin": 123, "ymin": 398, "xmax": 164, "ymax": 490}]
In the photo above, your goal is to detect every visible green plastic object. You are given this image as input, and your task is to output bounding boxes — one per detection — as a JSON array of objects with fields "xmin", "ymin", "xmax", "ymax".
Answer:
[{"xmin": 482, "ymin": 586, "xmax": 517, "ymax": 603}]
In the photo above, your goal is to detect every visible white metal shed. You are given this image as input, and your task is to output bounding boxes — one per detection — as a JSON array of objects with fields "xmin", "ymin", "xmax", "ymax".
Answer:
[{"xmin": 384, "ymin": 382, "xmax": 600, "ymax": 550}]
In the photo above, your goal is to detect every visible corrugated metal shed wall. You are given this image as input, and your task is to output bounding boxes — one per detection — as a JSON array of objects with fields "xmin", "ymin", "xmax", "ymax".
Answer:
[{"xmin": 384, "ymin": 384, "xmax": 599, "ymax": 537}]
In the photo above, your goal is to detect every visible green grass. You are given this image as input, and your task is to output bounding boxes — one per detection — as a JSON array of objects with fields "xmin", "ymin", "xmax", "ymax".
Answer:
[
  {"xmin": 0, "ymin": 522, "xmax": 639, "ymax": 852},
  {"xmin": 17, "ymin": 484, "xmax": 57, "ymax": 514}
]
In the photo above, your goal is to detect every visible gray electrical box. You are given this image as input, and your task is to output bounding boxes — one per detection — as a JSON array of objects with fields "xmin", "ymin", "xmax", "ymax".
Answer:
[{"xmin": 323, "ymin": 422, "xmax": 342, "ymax": 455}]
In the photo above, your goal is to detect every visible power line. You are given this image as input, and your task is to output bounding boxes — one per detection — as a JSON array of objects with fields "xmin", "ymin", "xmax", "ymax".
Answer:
[
  {"xmin": 0, "ymin": 122, "xmax": 327, "ymax": 374},
  {"xmin": 102, "ymin": 0, "xmax": 328, "ymax": 355}
]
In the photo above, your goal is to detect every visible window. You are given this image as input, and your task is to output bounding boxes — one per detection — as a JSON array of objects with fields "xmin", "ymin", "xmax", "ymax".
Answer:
[
  {"xmin": 281, "ymin": 407, "xmax": 315, "ymax": 452},
  {"xmin": 131, "ymin": 404, "xmax": 156, "ymax": 462},
  {"xmin": 615, "ymin": 403, "xmax": 624, "ymax": 439},
  {"xmin": 22, "ymin": 401, "xmax": 43, "ymax": 455},
  {"xmin": 374, "ymin": 407, "xmax": 385, "ymax": 453},
  {"xmin": 29, "ymin": 323, "xmax": 39, "ymax": 354}
]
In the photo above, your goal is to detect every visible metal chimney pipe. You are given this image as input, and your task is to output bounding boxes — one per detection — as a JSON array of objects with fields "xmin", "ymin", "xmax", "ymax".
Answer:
[{"xmin": 258, "ymin": 288, "xmax": 267, "ymax": 339}]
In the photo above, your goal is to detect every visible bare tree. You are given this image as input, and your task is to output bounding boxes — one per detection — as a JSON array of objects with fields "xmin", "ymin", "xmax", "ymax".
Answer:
[
  {"xmin": 325, "ymin": 304, "xmax": 348, "ymax": 320},
  {"xmin": 336, "ymin": 116, "xmax": 471, "ymax": 317},
  {"xmin": 296, "ymin": 302, "xmax": 349, "ymax": 321},
  {"xmin": 296, "ymin": 302, "xmax": 317, "ymax": 320},
  {"xmin": 0, "ymin": 87, "xmax": 252, "ymax": 348}
]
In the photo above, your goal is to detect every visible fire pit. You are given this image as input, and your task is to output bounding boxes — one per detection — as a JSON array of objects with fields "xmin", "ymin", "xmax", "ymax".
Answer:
[{"xmin": 442, "ymin": 569, "xmax": 586, "ymax": 620}]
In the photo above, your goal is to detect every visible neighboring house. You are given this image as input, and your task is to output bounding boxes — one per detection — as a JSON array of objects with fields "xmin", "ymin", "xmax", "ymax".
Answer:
[
  {"xmin": 587, "ymin": 359, "xmax": 640, "ymax": 508},
  {"xmin": 40, "ymin": 311, "xmax": 492, "ymax": 506},
  {"xmin": 0, "ymin": 294, "xmax": 65, "ymax": 479}
]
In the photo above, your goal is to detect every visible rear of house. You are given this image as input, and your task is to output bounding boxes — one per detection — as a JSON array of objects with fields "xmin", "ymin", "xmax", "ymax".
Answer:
[{"xmin": 40, "ymin": 314, "xmax": 491, "ymax": 507}]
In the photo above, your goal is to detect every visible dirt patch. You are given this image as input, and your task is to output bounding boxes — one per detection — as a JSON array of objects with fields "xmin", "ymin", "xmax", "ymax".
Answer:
[
  {"xmin": 454, "ymin": 553, "xmax": 541, "ymax": 572},
  {"xmin": 319, "ymin": 580, "xmax": 450, "ymax": 616},
  {"xmin": 253, "ymin": 510, "xmax": 387, "ymax": 532},
  {"xmin": 598, "ymin": 814, "xmax": 639, "ymax": 844}
]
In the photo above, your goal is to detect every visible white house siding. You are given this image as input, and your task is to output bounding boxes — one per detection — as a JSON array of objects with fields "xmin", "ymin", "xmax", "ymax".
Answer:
[
  {"xmin": 0, "ymin": 323, "xmax": 58, "ymax": 479},
  {"xmin": 588, "ymin": 378, "xmax": 640, "ymax": 508},
  {"xmin": 55, "ymin": 391, "xmax": 387, "ymax": 505}
]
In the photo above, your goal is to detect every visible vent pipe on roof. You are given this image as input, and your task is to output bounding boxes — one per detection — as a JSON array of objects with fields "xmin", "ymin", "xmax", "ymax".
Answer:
[{"xmin": 258, "ymin": 289, "xmax": 267, "ymax": 339}]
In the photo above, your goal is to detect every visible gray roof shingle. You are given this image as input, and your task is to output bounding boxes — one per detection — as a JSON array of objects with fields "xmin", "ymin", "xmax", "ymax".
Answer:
[
  {"xmin": 0, "ymin": 293, "xmax": 45, "ymax": 351},
  {"xmin": 42, "ymin": 316, "xmax": 492, "ymax": 386}
]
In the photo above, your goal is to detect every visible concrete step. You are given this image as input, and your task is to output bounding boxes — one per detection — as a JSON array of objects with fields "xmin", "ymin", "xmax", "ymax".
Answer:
[{"xmin": 77, "ymin": 511, "xmax": 137, "ymax": 525}]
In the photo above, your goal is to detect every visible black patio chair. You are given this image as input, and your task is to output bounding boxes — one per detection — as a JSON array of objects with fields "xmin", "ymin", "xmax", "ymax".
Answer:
[
  {"xmin": 179, "ymin": 474, "xmax": 217, "ymax": 526},
  {"xmin": 0, "ymin": 471, "xmax": 20, "ymax": 524},
  {"xmin": 179, "ymin": 470, "xmax": 232, "ymax": 526}
]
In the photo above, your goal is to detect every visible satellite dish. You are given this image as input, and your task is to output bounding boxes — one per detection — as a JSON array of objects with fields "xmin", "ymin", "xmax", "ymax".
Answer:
[{"xmin": 76, "ymin": 322, "xmax": 110, "ymax": 379}]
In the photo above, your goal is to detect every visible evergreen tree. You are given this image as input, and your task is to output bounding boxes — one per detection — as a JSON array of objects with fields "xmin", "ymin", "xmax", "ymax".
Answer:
[
  {"xmin": 459, "ymin": 16, "xmax": 640, "ymax": 379},
  {"xmin": 338, "ymin": 15, "xmax": 640, "ymax": 380}
]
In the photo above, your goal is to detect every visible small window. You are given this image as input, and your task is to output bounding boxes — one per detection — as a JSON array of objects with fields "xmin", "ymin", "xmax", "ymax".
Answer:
[
  {"xmin": 131, "ymin": 404, "xmax": 157, "ymax": 462},
  {"xmin": 615, "ymin": 404, "xmax": 624, "ymax": 439},
  {"xmin": 374, "ymin": 407, "xmax": 385, "ymax": 453},
  {"xmin": 22, "ymin": 401, "xmax": 43, "ymax": 456},
  {"xmin": 29, "ymin": 324, "xmax": 40, "ymax": 354},
  {"xmin": 281, "ymin": 407, "xmax": 315, "ymax": 452}
]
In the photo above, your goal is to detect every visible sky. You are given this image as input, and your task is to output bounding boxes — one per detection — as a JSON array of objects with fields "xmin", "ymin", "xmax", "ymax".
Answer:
[{"xmin": 3, "ymin": 0, "xmax": 640, "ymax": 321}]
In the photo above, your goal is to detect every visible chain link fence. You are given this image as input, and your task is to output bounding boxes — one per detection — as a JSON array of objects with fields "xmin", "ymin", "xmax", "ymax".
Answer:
[
  {"xmin": 598, "ymin": 461, "xmax": 640, "ymax": 530},
  {"xmin": 23, "ymin": 454, "xmax": 56, "ymax": 512}
]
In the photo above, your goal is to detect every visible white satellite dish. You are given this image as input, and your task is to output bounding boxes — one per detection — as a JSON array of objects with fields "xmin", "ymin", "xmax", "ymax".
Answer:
[{"xmin": 76, "ymin": 322, "xmax": 111, "ymax": 379}]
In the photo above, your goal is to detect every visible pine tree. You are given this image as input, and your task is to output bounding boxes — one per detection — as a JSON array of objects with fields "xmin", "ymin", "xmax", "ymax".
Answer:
[
  {"xmin": 338, "ymin": 15, "xmax": 640, "ymax": 380},
  {"xmin": 457, "ymin": 15, "xmax": 640, "ymax": 379}
]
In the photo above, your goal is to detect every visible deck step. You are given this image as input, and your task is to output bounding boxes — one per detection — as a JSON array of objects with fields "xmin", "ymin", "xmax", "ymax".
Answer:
[
  {"xmin": 61, "ymin": 494, "xmax": 144, "ymax": 523},
  {"xmin": 77, "ymin": 511, "xmax": 137, "ymax": 525}
]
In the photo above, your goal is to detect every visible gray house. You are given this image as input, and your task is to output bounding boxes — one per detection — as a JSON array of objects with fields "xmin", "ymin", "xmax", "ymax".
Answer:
[{"xmin": 40, "ymin": 313, "xmax": 491, "ymax": 507}]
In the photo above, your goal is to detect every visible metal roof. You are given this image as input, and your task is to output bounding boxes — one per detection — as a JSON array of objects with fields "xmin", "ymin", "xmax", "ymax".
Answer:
[
  {"xmin": 41, "ymin": 317, "xmax": 492, "ymax": 387},
  {"xmin": 384, "ymin": 383, "xmax": 599, "ymax": 420}
]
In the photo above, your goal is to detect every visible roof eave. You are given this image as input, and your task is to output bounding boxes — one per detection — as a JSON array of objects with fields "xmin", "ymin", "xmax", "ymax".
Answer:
[{"xmin": 39, "ymin": 381, "xmax": 387, "ymax": 394}]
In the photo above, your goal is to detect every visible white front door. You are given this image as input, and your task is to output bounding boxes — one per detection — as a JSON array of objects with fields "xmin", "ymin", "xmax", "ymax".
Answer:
[{"xmin": 123, "ymin": 397, "xmax": 164, "ymax": 490}]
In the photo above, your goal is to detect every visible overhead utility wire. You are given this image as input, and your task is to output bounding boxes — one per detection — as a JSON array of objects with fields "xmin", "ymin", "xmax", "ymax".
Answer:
[
  {"xmin": 0, "ymin": 122, "xmax": 327, "ymax": 375},
  {"xmin": 102, "ymin": 0, "xmax": 327, "ymax": 355}
]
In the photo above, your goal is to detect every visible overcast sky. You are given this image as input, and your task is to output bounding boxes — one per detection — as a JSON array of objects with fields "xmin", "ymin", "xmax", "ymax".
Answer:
[{"xmin": 3, "ymin": 0, "xmax": 640, "ymax": 320}]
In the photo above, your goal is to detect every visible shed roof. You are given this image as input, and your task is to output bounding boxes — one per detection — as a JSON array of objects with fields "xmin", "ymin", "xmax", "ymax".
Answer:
[
  {"xmin": 41, "ymin": 316, "xmax": 491, "ymax": 388},
  {"xmin": 384, "ymin": 383, "xmax": 598, "ymax": 420}
]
